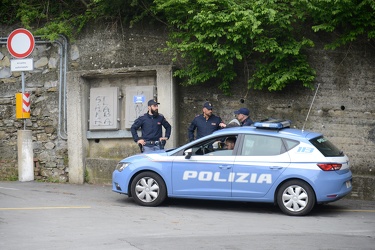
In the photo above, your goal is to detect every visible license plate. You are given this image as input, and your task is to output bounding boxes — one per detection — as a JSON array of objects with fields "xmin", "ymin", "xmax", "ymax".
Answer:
[{"xmin": 346, "ymin": 180, "xmax": 352, "ymax": 188}]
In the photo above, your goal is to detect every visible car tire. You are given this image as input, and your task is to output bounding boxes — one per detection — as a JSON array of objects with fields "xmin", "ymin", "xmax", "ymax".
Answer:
[
  {"xmin": 130, "ymin": 171, "xmax": 167, "ymax": 206},
  {"xmin": 276, "ymin": 180, "xmax": 316, "ymax": 216}
]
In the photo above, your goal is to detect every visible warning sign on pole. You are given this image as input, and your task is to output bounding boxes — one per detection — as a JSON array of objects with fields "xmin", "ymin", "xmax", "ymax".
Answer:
[{"xmin": 16, "ymin": 92, "xmax": 31, "ymax": 119}]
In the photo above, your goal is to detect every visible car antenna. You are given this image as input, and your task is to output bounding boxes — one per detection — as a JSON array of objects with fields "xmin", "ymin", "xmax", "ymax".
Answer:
[{"xmin": 302, "ymin": 83, "xmax": 321, "ymax": 132}]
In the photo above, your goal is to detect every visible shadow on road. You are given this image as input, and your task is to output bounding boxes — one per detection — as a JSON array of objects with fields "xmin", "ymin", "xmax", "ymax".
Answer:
[{"xmin": 113, "ymin": 195, "xmax": 364, "ymax": 216}]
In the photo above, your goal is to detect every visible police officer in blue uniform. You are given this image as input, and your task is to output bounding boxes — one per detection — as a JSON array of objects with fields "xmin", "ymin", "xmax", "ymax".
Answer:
[
  {"xmin": 131, "ymin": 99, "xmax": 171, "ymax": 153},
  {"xmin": 234, "ymin": 107, "xmax": 253, "ymax": 126},
  {"xmin": 188, "ymin": 101, "xmax": 226, "ymax": 142}
]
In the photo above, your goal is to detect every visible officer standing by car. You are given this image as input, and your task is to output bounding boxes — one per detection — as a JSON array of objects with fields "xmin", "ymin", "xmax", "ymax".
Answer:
[
  {"xmin": 188, "ymin": 101, "xmax": 226, "ymax": 142},
  {"xmin": 131, "ymin": 99, "xmax": 171, "ymax": 153},
  {"xmin": 234, "ymin": 107, "xmax": 253, "ymax": 126}
]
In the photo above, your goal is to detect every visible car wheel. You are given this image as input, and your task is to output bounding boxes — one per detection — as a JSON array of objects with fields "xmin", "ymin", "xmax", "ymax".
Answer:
[
  {"xmin": 276, "ymin": 180, "xmax": 316, "ymax": 216},
  {"xmin": 130, "ymin": 171, "xmax": 166, "ymax": 206}
]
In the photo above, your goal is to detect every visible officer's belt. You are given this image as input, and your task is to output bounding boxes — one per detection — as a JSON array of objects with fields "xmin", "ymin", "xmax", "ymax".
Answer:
[{"xmin": 145, "ymin": 141, "xmax": 160, "ymax": 146}]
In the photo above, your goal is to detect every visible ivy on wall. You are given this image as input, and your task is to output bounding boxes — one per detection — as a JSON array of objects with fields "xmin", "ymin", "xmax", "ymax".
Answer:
[{"xmin": 1, "ymin": 0, "xmax": 373, "ymax": 93}]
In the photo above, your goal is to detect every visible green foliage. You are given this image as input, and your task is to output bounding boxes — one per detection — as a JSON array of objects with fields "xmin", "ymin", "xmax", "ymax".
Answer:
[
  {"xmin": 155, "ymin": 0, "xmax": 316, "ymax": 93},
  {"xmin": 251, "ymin": 38, "xmax": 316, "ymax": 91},
  {"xmin": 0, "ymin": 175, "xmax": 18, "ymax": 181},
  {"xmin": 0, "ymin": 0, "xmax": 153, "ymax": 40},
  {"xmin": 0, "ymin": 0, "xmax": 19, "ymax": 25},
  {"xmin": 1, "ymin": 0, "xmax": 373, "ymax": 93},
  {"xmin": 302, "ymin": 0, "xmax": 375, "ymax": 49}
]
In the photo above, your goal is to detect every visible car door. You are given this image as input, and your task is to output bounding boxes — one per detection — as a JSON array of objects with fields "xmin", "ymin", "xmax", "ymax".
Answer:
[
  {"xmin": 171, "ymin": 135, "xmax": 237, "ymax": 197},
  {"xmin": 231, "ymin": 134, "xmax": 291, "ymax": 198}
]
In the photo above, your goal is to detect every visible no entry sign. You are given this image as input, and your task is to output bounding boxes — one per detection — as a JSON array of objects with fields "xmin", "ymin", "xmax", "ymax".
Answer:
[{"xmin": 7, "ymin": 28, "xmax": 35, "ymax": 59}]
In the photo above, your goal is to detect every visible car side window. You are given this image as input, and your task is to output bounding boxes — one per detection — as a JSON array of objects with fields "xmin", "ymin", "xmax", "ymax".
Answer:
[
  {"xmin": 241, "ymin": 134, "xmax": 285, "ymax": 156},
  {"xmin": 283, "ymin": 139, "xmax": 300, "ymax": 151},
  {"xmin": 188, "ymin": 135, "xmax": 238, "ymax": 156}
]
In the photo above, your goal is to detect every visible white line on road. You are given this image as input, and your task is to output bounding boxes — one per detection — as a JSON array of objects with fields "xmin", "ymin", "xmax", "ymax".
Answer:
[
  {"xmin": 0, "ymin": 206, "xmax": 91, "ymax": 210},
  {"xmin": 0, "ymin": 187, "xmax": 19, "ymax": 190}
]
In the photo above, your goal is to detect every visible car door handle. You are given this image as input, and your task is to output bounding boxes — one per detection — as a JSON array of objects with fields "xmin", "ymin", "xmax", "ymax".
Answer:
[
  {"xmin": 270, "ymin": 166, "xmax": 283, "ymax": 170},
  {"xmin": 219, "ymin": 165, "xmax": 232, "ymax": 169}
]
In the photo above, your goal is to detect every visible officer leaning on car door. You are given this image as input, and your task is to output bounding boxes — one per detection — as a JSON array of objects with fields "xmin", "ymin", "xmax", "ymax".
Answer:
[{"xmin": 131, "ymin": 99, "xmax": 171, "ymax": 153}]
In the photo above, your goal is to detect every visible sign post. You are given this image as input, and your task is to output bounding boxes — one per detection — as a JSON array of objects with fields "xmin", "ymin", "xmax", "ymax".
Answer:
[
  {"xmin": 7, "ymin": 28, "xmax": 35, "ymax": 103},
  {"xmin": 7, "ymin": 28, "xmax": 35, "ymax": 182}
]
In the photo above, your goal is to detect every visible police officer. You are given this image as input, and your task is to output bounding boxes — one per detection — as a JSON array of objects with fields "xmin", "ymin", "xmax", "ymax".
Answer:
[
  {"xmin": 131, "ymin": 99, "xmax": 171, "ymax": 153},
  {"xmin": 188, "ymin": 101, "xmax": 226, "ymax": 142},
  {"xmin": 233, "ymin": 107, "xmax": 253, "ymax": 126}
]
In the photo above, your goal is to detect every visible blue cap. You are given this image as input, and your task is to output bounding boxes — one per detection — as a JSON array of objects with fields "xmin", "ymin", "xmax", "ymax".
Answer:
[
  {"xmin": 148, "ymin": 99, "xmax": 160, "ymax": 106},
  {"xmin": 234, "ymin": 108, "xmax": 249, "ymax": 116},
  {"xmin": 203, "ymin": 102, "xmax": 213, "ymax": 110}
]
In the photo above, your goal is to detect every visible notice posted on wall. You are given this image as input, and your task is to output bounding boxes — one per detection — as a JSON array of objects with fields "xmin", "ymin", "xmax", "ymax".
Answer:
[{"xmin": 89, "ymin": 87, "xmax": 119, "ymax": 130}]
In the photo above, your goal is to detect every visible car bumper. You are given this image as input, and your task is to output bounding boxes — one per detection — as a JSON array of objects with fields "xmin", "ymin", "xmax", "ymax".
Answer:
[
  {"xmin": 315, "ymin": 172, "xmax": 353, "ymax": 203},
  {"xmin": 112, "ymin": 170, "xmax": 129, "ymax": 195}
]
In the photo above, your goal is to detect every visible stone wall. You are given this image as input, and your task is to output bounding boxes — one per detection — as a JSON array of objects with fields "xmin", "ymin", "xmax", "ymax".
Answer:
[
  {"xmin": 0, "ymin": 29, "xmax": 68, "ymax": 181},
  {"xmin": 0, "ymin": 23, "xmax": 374, "ymax": 200}
]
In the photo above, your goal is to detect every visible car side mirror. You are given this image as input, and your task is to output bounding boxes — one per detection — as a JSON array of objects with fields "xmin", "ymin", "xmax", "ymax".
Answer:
[{"xmin": 184, "ymin": 148, "xmax": 192, "ymax": 159}]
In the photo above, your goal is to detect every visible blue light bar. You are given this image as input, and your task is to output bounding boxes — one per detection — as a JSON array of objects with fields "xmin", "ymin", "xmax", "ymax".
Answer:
[{"xmin": 253, "ymin": 119, "xmax": 291, "ymax": 129}]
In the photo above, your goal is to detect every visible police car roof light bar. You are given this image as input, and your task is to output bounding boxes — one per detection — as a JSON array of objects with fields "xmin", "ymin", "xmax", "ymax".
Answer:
[{"xmin": 253, "ymin": 119, "xmax": 291, "ymax": 129}]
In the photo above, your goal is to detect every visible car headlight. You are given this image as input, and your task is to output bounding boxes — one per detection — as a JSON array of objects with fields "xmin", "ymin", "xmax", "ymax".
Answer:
[{"xmin": 116, "ymin": 162, "xmax": 130, "ymax": 172}]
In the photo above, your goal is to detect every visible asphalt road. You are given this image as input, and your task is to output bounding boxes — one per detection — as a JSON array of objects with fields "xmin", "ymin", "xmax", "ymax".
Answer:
[{"xmin": 0, "ymin": 181, "xmax": 374, "ymax": 250}]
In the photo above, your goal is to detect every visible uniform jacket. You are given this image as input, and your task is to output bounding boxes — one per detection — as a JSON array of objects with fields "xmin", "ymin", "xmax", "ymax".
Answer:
[
  {"xmin": 242, "ymin": 117, "xmax": 254, "ymax": 126},
  {"xmin": 131, "ymin": 113, "xmax": 171, "ymax": 142},
  {"xmin": 188, "ymin": 114, "xmax": 223, "ymax": 141}
]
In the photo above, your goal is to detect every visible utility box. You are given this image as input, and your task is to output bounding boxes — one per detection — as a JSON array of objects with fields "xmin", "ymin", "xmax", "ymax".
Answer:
[
  {"xmin": 89, "ymin": 87, "xmax": 120, "ymax": 130},
  {"xmin": 125, "ymin": 86, "xmax": 156, "ymax": 129}
]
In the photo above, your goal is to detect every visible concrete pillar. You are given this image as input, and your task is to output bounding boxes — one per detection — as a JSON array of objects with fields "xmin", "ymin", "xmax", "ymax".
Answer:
[
  {"xmin": 67, "ymin": 73, "xmax": 88, "ymax": 184},
  {"xmin": 17, "ymin": 130, "xmax": 34, "ymax": 182},
  {"xmin": 156, "ymin": 65, "xmax": 177, "ymax": 148}
]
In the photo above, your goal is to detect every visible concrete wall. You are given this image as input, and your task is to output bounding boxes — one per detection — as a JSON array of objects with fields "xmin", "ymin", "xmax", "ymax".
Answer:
[{"xmin": 66, "ymin": 66, "xmax": 176, "ymax": 184}]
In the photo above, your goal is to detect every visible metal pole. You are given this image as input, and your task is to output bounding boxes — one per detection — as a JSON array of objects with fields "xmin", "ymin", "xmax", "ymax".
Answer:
[
  {"xmin": 21, "ymin": 71, "xmax": 25, "ymax": 93},
  {"xmin": 21, "ymin": 71, "xmax": 26, "ymax": 130}
]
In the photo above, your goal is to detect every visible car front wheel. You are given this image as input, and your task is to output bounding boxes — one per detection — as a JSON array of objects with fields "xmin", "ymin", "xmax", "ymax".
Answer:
[
  {"xmin": 130, "ymin": 171, "xmax": 166, "ymax": 206},
  {"xmin": 276, "ymin": 180, "xmax": 316, "ymax": 216}
]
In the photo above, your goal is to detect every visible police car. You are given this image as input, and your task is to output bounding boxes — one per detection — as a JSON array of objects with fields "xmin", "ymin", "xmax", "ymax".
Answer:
[{"xmin": 112, "ymin": 119, "xmax": 352, "ymax": 216}]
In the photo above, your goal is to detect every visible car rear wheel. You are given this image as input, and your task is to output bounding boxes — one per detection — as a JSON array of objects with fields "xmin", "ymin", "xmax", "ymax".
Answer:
[
  {"xmin": 130, "ymin": 171, "xmax": 166, "ymax": 206},
  {"xmin": 277, "ymin": 180, "xmax": 316, "ymax": 216}
]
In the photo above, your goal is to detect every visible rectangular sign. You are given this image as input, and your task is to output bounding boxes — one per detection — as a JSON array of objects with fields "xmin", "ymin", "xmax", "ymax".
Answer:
[
  {"xmin": 89, "ymin": 87, "xmax": 120, "ymax": 130},
  {"xmin": 10, "ymin": 58, "xmax": 34, "ymax": 72}
]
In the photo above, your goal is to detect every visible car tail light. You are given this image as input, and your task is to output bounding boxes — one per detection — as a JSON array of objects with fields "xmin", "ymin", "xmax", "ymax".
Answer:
[{"xmin": 317, "ymin": 163, "xmax": 342, "ymax": 171}]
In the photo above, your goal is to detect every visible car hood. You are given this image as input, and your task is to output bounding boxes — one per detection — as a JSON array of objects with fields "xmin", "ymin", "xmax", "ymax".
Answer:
[{"xmin": 120, "ymin": 150, "xmax": 169, "ymax": 163}]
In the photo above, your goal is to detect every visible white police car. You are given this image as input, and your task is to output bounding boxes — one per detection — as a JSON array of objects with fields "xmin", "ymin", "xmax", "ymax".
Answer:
[{"xmin": 112, "ymin": 119, "xmax": 352, "ymax": 216}]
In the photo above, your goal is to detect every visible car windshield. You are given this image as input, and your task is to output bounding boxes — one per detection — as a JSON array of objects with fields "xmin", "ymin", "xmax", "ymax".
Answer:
[{"xmin": 309, "ymin": 136, "xmax": 344, "ymax": 157}]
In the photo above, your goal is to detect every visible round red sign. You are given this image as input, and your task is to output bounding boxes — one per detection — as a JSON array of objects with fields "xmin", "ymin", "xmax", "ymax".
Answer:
[{"xmin": 7, "ymin": 28, "xmax": 35, "ymax": 59}]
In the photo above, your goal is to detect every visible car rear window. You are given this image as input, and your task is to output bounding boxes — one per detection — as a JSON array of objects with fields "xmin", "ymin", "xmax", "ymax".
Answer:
[{"xmin": 309, "ymin": 136, "xmax": 344, "ymax": 157}]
